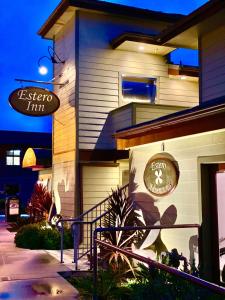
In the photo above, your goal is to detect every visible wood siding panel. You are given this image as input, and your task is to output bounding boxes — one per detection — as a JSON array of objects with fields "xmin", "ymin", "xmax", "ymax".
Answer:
[
  {"xmin": 136, "ymin": 105, "xmax": 185, "ymax": 124},
  {"xmin": 80, "ymin": 73, "xmax": 119, "ymax": 84},
  {"xmin": 82, "ymin": 165, "xmax": 120, "ymax": 210},
  {"xmin": 78, "ymin": 11, "xmax": 199, "ymax": 150},
  {"xmin": 201, "ymin": 25, "xmax": 225, "ymax": 103},
  {"xmin": 53, "ymin": 15, "xmax": 76, "ymax": 218}
]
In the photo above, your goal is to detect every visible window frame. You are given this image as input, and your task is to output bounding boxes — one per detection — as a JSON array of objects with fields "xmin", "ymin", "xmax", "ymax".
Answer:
[
  {"xmin": 6, "ymin": 149, "xmax": 21, "ymax": 166},
  {"xmin": 119, "ymin": 72, "xmax": 158, "ymax": 106}
]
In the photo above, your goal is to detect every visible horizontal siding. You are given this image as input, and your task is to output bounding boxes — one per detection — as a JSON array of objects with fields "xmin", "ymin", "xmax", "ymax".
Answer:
[
  {"xmin": 80, "ymin": 80, "xmax": 118, "ymax": 89},
  {"xmin": 53, "ymin": 16, "xmax": 76, "ymax": 218},
  {"xmin": 79, "ymin": 105, "xmax": 114, "ymax": 113},
  {"xmin": 112, "ymin": 108, "xmax": 133, "ymax": 129},
  {"xmin": 201, "ymin": 25, "xmax": 225, "ymax": 102},
  {"xmin": 159, "ymin": 77, "xmax": 199, "ymax": 106},
  {"xmin": 80, "ymin": 68, "xmax": 118, "ymax": 78},
  {"xmin": 79, "ymin": 73, "xmax": 119, "ymax": 84},
  {"xmin": 82, "ymin": 165, "xmax": 120, "ymax": 211},
  {"xmin": 78, "ymin": 11, "xmax": 199, "ymax": 150},
  {"xmin": 135, "ymin": 105, "xmax": 185, "ymax": 124},
  {"xmin": 80, "ymin": 61, "xmax": 168, "ymax": 76},
  {"xmin": 79, "ymin": 50, "xmax": 166, "ymax": 65}
]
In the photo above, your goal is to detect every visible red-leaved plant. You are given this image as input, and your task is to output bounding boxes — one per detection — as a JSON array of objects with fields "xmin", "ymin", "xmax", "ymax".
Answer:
[{"xmin": 27, "ymin": 183, "xmax": 52, "ymax": 222}]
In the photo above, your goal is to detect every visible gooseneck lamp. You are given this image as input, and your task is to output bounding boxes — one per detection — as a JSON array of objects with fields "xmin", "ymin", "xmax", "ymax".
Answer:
[{"xmin": 38, "ymin": 46, "xmax": 65, "ymax": 75}]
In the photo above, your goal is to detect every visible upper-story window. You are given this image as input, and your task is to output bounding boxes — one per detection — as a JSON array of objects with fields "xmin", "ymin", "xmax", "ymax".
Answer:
[
  {"xmin": 121, "ymin": 74, "xmax": 157, "ymax": 104},
  {"xmin": 6, "ymin": 150, "xmax": 21, "ymax": 166}
]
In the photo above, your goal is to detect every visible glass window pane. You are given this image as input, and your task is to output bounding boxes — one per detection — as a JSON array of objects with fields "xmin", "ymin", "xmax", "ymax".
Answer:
[
  {"xmin": 14, "ymin": 157, "xmax": 20, "ymax": 165},
  {"xmin": 13, "ymin": 150, "xmax": 21, "ymax": 156},
  {"xmin": 6, "ymin": 157, "xmax": 13, "ymax": 165},
  {"xmin": 122, "ymin": 76, "xmax": 156, "ymax": 103},
  {"xmin": 7, "ymin": 150, "xmax": 14, "ymax": 155}
]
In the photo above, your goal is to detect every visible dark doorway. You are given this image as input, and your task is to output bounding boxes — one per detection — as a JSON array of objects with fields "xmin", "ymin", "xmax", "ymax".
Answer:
[{"xmin": 200, "ymin": 163, "xmax": 225, "ymax": 284}]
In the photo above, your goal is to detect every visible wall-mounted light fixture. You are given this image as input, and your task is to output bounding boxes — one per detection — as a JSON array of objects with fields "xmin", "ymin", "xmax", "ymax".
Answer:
[{"xmin": 38, "ymin": 46, "xmax": 65, "ymax": 75}]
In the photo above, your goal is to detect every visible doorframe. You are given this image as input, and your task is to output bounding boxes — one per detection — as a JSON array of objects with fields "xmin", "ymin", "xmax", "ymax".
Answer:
[{"xmin": 198, "ymin": 155, "xmax": 225, "ymax": 284}]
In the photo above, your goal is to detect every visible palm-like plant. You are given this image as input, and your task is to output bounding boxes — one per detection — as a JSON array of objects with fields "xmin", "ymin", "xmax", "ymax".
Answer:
[
  {"xmin": 101, "ymin": 187, "xmax": 144, "ymax": 275},
  {"xmin": 27, "ymin": 183, "xmax": 52, "ymax": 222}
]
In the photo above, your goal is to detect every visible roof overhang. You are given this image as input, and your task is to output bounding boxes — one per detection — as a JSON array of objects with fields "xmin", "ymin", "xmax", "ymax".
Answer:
[
  {"xmin": 115, "ymin": 97, "xmax": 225, "ymax": 150},
  {"xmin": 38, "ymin": 0, "xmax": 183, "ymax": 39},
  {"xmin": 111, "ymin": 33, "xmax": 176, "ymax": 55},
  {"xmin": 111, "ymin": 0, "xmax": 225, "ymax": 51},
  {"xmin": 157, "ymin": 0, "xmax": 225, "ymax": 49}
]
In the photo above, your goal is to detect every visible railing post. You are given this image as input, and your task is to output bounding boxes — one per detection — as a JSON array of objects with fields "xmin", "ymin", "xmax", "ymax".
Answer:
[
  {"xmin": 90, "ymin": 223, "xmax": 93, "ymax": 270},
  {"xmin": 73, "ymin": 223, "xmax": 80, "ymax": 270},
  {"xmin": 93, "ymin": 230, "xmax": 98, "ymax": 300},
  {"xmin": 60, "ymin": 223, "xmax": 64, "ymax": 263}
]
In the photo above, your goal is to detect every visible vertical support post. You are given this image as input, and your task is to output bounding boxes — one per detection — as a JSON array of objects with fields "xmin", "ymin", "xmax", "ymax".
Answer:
[
  {"xmin": 60, "ymin": 223, "xmax": 64, "ymax": 263},
  {"xmin": 90, "ymin": 223, "xmax": 93, "ymax": 270},
  {"xmin": 93, "ymin": 230, "xmax": 98, "ymax": 300},
  {"xmin": 73, "ymin": 223, "xmax": 80, "ymax": 270}
]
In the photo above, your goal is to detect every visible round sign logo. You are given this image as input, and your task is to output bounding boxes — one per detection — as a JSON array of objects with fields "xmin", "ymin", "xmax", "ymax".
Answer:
[
  {"xmin": 8, "ymin": 86, "xmax": 60, "ymax": 116},
  {"xmin": 144, "ymin": 157, "xmax": 179, "ymax": 197}
]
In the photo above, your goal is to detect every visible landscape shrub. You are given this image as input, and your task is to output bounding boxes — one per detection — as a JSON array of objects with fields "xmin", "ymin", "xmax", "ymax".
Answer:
[
  {"xmin": 14, "ymin": 222, "xmax": 73, "ymax": 250},
  {"xmin": 15, "ymin": 223, "xmax": 42, "ymax": 249}
]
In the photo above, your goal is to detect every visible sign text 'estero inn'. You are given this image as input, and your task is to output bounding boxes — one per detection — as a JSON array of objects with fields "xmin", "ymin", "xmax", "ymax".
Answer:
[{"xmin": 9, "ymin": 87, "xmax": 60, "ymax": 116}]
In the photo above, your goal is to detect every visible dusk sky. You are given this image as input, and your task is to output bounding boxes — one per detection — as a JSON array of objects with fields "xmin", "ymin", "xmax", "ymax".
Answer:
[{"xmin": 1, "ymin": 0, "xmax": 208, "ymax": 133}]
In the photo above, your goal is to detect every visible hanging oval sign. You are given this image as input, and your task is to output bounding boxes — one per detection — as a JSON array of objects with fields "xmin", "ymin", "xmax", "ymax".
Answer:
[
  {"xmin": 8, "ymin": 87, "xmax": 60, "ymax": 116},
  {"xmin": 144, "ymin": 157, "xmax": 179, "ymax": 197}
]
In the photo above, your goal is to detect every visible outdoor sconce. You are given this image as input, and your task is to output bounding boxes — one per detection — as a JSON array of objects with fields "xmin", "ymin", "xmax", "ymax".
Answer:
[{"xmin": 38, "ymin": 46, "xmax": 65, "ymax": 75}]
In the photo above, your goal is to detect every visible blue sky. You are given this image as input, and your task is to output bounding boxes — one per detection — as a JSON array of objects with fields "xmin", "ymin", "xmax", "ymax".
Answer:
[{"xmin": 1, "ymin": 0, "xmax": 208, "ymax": 133}]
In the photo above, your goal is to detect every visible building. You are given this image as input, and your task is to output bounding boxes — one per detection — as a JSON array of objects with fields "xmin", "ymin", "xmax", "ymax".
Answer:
[
  {"xmin": 0, "ymin": 131, "xmax": 51, "ymax": 214},
  {"xmin": 38, "ymin": 0, "xmax": 199, "ymax": 219},
  {"xmin": 114, "ymin": 0, "xmax": 225, "ymax": 284}
]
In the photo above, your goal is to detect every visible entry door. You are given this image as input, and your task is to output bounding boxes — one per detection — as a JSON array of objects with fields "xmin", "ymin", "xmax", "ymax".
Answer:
[
  {"xmin": 216, "ymin": 169, "xmax": 225, "ymax": 283},
  {"xmin": 200, "ymin": 164, "xmax": 220, "ymax": 283}
]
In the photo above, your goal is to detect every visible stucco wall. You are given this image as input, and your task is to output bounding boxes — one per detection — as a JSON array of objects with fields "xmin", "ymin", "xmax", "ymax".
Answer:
[{"xmin": 130, "ymin": 129, "xmax": 225, "ymax": 260}]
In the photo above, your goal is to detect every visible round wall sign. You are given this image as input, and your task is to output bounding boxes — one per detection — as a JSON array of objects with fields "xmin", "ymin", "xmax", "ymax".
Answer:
[{"xmin": 144, "ymin": 157, "xmax": 179, "ymax": 197}]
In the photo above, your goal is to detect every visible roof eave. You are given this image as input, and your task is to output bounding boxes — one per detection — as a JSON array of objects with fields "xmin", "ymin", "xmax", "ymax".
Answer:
[
  {"xmin": 38, "ymin": 0, "xmax": 70, "ymax": 38},
  {"xmin": 157, "ymin": 0, "xmax": 225, "ymax": 45},
  {"xmin": 115, "ymin": 100, "xmax": 225, "ymax": 149},
  {"xmin": 38, "ymin": 0, "xmax": 184, "ymax": 39}
]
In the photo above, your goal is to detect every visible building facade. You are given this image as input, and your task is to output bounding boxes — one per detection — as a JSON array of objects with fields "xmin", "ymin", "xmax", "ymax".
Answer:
[
  {"xmin": 114, "ymin": 0, "xmax": 225, "ymax": 284},
  {"xmin": 39, "ymin": 0, "xmax": 199, "ymax": 219}
]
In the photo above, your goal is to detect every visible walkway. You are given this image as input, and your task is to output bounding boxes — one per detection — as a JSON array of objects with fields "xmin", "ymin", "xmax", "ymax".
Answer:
[{"xmin": 0, "ymin": 221, "xmax": 79, "ymax": 300}]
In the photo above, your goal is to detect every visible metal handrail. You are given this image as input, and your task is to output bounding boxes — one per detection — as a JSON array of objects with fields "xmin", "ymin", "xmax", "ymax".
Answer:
[
  {"xmin": 70, "ymin": 209, "xmax": 112, "ymax": 269},
  {"xmin": 93, "ymin": 240, "xmax": 225, "ymax": 298},
  {"xmin": 55, "ymin": 184, "xmax": 128, "ymax": 266},
  {"xmin": 93, "ymin": 224, "xmax": 225, "ymax": 299}
]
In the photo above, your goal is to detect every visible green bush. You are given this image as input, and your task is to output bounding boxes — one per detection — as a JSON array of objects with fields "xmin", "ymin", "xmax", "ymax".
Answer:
[
  {"xmin": 15, "ymin": 223, "xmax": 42, "ymax": 249},
  {"xmin": 14, "ymin": 222, "xmax": 73, "ymax": 250}
]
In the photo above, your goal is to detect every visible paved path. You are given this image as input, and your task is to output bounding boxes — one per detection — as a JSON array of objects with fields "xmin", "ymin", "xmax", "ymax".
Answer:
[{"xmin": 0, "ymin": 221, "xmax": 79, "ymax": 300}]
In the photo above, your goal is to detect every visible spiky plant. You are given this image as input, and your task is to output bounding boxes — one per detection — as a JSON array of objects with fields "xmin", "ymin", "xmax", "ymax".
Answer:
[
  {"xmin": 101, "ymin": 186, "xmax": 144, "ymax": 275},
  {"xmin": 27, "ymin": 183, "xmax": 52, "ymax": 222}
]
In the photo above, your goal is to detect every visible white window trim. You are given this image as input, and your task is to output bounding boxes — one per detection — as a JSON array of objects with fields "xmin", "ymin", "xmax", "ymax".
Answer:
[
  {"xmin": 6, "ymin": 150, "xmax": 21, "ymax": 166},
  {"xmin": 119, "ymin": 72, "xmax": 159, "ymax": 107}
]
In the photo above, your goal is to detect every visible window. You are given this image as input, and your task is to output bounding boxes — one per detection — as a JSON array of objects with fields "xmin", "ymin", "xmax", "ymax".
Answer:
[
  {"xmin": 121, "ymin": 75, "xmax": 157, "ymax": 103},
  {"xmin": 6, "ymin": 150, "xmax": 21, "ymax": 166}
]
